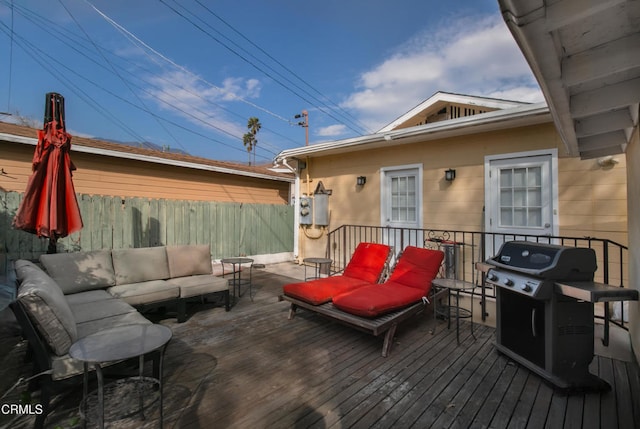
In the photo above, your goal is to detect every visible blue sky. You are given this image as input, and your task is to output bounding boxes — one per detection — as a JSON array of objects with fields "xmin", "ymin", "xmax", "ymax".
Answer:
[{"xmin": 0, "ymin": 0, "xmax": 544, "ymax": 164}]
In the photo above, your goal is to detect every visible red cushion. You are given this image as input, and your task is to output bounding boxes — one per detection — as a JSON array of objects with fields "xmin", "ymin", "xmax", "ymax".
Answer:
[
  {"xmin": 342, "ymin": 242, "xmax": 391, "ymax": 283},
  {"xmin": 387, "ymin": 246, "xmax": 444, "ymax": 294},
  {"xmin": 332, "ymin": 283, "xmax": 425, "ymax": 317},
  {"xmin": 283, "ymin": 276, "xmax": 370, "ymax": 305},
  {"xmin": 331, "ymin": 246, "xmax": 444, "ymax": 317}
]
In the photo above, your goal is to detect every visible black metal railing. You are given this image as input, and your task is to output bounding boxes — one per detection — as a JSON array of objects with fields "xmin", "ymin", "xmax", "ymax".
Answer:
[{"xmin": 326, "ymin": 224, "xmax": 630, "ymax": 331}]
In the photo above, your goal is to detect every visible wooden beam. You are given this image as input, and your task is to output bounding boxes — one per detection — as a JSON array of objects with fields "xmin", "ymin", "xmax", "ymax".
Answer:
[
  {"xmin": 545, "ymin": 0, "xmax": 628, "ymax": 31},
  {"xmin": 575, "ymin": 108, "xmax": 634, "ymax": 137},
  {"xmin": 578, "ymin": 130, "xmax": 628, "ymax": 152},
  {"xmin": 579, "ymin": 145, "xmax": 626, "ymax": 159},
  {"xmin": 570, "ymin": 76, "xmax": 640, "ymax": 118},
  {"xmin": 562, "ymin": 34, "xmax": 640, "ymax": 87}
]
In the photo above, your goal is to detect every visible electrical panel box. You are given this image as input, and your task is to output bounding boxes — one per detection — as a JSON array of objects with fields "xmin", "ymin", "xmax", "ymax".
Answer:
[
  {"xmin": 314, "ymin": 193, "xmax": 329, "ymax": 226},
  {"xmin": 299, "ymin": 196, "xmax": 313, "ymax": 225}
]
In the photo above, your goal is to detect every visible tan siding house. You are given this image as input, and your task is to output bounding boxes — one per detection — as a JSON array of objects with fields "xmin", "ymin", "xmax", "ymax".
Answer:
[
  {"xmin": 275, "ymin": 92, "xmax": 628, "ymax": 261},
  {"xmin": 1, "ymin": 122, "xmax": 292, "ymax": 204}
]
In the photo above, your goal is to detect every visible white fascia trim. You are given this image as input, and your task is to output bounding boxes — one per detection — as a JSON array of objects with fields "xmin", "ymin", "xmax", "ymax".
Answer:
[
  {"xmin": 1, "ymin": 133, "xmax": 293, "ymax": 183},
  {"xmin": 275, "ymin": 102, "xmax": 550, "ymax": 161},
  {"xmin": 378, "ymin": 92, "xmax": 530, "ymax": 133}
]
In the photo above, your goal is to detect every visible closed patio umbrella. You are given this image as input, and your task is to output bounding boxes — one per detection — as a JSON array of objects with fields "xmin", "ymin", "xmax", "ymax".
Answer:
[{"xmin": 13, "ymin": 92, "xmax": 83, "ymax": 253}]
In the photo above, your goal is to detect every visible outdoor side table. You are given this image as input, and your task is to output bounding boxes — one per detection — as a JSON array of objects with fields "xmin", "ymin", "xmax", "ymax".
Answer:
[
  {"xmin": 432, "ymin": 278, "xmax": 476, "ymax": 344},
  {"xmin": 69, "ymin": 324, "xmax": 172, "ymax": 429},
  {"xmin": 221, "ymin": 257, "xmax": 254, "ymax": 301},
  {"xmin": 303, "ymin": 257, "xmax": 332, "ymax": 281}
]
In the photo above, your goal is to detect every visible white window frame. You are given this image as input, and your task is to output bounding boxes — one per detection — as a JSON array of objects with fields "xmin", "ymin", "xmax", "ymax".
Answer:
[
  {"xmin": 484, "ymin": 149, "xmax": 559, "ymax": 237},
  {"xmin": 380, "ymin": 163, "xmax": 423, "ymax": 228}
]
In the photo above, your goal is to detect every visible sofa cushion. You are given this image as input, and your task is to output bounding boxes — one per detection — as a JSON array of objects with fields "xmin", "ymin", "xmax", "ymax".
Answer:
[
  {"xmin": 107, "ymin": 280, "xmax": 179, "ymax": 306},
  {"xmin": 65, "ymin": 290, "xmax": 114, "ymax": 306},
  {"xmin": 166, "ymin": 245, "xmax": 213, "ymax": 278},
  {"xmin": 283, "ymin": 276, "xmax": 371, "ymax": 305},
  {"xmin": 167, "ymin": 275, "xmax": 229, "ymax": 298},
  {"xmin": 332, "ymin": 282, "xmax": 425, "ymax": 317},
  {"xmin": 70, "ymin": 297, "xmax": 137, "ymax": 324},
  {"xmin": 56, "ymin": 312, "xmax": 151, "ymax": 381},
  {"xmin": 342, "ymin": 242, "xmax": 391, "ymax": 283},
  {"xmin": 111, "ymin": 247, "xmax": 170, "ymax": 285},
  {"xmin": 14, "ymin": 260, "xmax": 78, "ymax": 356},
  {"xmin": 40, "ymin": 250, "xmax": 116, "ymax": 294}
]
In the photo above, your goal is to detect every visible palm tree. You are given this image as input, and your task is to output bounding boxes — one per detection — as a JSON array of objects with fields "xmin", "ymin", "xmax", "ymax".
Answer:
[
  {"xmin": 242, "ymin": 132, "xmax": 255, "ymax": 165},
  {"xmin": 243, "ymin": 117, "xmax": 261, "ymax": 165}
]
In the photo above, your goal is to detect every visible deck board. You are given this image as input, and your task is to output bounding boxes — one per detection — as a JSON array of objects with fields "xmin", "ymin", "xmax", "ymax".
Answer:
[{"xmin": 1, "ymin": 264, "xmax": 639, "ymax": 429}]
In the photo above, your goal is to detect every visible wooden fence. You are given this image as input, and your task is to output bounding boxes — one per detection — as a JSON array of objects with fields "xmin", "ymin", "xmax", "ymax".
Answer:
[{"xmin": 1, "ymin": 191, "xmax": 294, "ymax": 274}]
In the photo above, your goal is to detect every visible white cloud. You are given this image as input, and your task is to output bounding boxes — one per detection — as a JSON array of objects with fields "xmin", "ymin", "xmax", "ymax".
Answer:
[
  {"xmin": 342, "ymin": 15, "xmax": 544, "ymax": 131},
  {"xmin": 316, "ymin": 124, "xmax": 348, "ymax": 137},
  {"xmin": 144, "ymin": 69, "xmax": 262, "ymax": 137}
]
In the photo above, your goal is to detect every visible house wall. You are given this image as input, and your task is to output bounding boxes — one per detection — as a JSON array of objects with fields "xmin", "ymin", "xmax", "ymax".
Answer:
[
  {"xmin": 0, "ymin": 141, "xmax": 290, "ymax": 205},
  {"xmin": 297, "ymin": 122, "xmax": 628, "ymax": 260},
  {"xmin": 627, "ymin": 122, "xmax": 640, "ymax": 363}
]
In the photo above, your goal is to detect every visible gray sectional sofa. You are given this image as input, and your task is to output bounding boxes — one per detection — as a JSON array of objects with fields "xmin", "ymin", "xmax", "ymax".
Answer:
[{"xmin": 10, "ymin": 244, "xmax": 230, "ymax": 428}]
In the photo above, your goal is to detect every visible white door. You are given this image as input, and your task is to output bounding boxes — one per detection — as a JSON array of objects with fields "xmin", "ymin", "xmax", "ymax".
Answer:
[
  {"xmin": 485, "ymin": 152, "xmax": 558, "ymax": 256},
  {"xmin": 381, "ymin": 165, "xmax": 422, "ymax": 256}
]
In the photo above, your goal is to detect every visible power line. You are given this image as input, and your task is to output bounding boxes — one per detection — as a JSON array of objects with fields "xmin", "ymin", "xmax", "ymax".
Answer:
[
  {"xmin": 1, "ymin": 0, "xmax": 285, "ymax": 160},
  {"xmin": 85, "ymin": 0, "xmax": 294, "ymax": 126},
  {"xmin": 192, "ymin": 0, "xmax": 372, "ymax": 134},
  {"xmin": 58, "ymin": 0, "xmax": 186, "ymax": 152},
  {"xmin": 158, "ymin": 0, "xmax": 368, "ymax": 136}
]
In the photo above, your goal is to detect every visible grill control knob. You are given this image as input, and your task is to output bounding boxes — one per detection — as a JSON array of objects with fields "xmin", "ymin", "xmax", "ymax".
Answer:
[
  {"xmin": 521, "ymin": 284, "xmax": 533, "ymax": 292},
  {"xmin": 487, "ymin": 272, "xmax": 498, "ymax": 281},
  {"xmin": 503, "ymin": 278, "xmax": 514, "ymax": 286}
]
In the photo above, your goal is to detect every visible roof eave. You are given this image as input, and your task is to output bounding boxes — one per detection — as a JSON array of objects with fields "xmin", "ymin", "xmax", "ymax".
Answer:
[
  {"xmin": 1, "ymin": 132, "xmax": 294, "ymax": 183},
  {"xmin": 498, "ymin": 0, "xmax": 640, "ymax": 160},
  {"xmin": 276, "ymin": 103, "xmax": 550, "ymax": 161}
]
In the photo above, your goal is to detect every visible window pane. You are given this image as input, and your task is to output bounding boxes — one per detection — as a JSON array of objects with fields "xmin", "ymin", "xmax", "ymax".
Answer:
[
  {"xmin": 513, "ymin": 168, "xmax": 527, "ymax": 187},
  {"xmin": 528, "ymin": 208, "xmax": 542, "ymax": 226},
  {"xmin": 500, "ymin": 208, "xmax": 512, "ymax": 226},
  {"xmin": 408, "ymin": 208, "xmax": 416, "ymax": 222},
  {"xmin": 514, "ymin": 190, "xmax": 526, "ymax": 206},
  {"xmin": 500, "ymin": 190, "xmax": 512, "ymax": 205},
  {"xmin": 528, "ymin": 167, "xmax": 541, "ymax": 186},
  {"xmin": 500, "ymin": 170, "xmax": 512, "ymax": 187},
  {"xmin": 528, "ymin": 189, "xmax": 541, "ymax": 206},
  {"xmin": 513, "ymin": 208, "xmax": 527, "ymax": 226}
]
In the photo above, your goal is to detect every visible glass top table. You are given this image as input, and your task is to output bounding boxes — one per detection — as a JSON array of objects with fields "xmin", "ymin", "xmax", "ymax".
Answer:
[
  {"xmin": 221, "ymin": 258, "xmax": 254, "ymax": 301},
  {"xmin": 69, "ymin": 324, "xmax": 172, "ymax": 428},
  {"xmin": 431, "ymin": 278, "xmax": 476, "ymax": 345},
  {"xmin": 303, "ymin": 257, "xmax": 332, "ymax": 281}
]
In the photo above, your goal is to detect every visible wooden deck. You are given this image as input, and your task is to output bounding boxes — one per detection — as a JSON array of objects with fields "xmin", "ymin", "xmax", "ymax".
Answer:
[{"xmin": 2, "ymin": 264, "xmax": 639, "ymax": 428}]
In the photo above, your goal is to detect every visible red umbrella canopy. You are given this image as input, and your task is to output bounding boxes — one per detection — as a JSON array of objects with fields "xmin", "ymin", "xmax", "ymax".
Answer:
[{"xmin": 13, "ymin": 93, "xmax": 83, "ymax": 242}]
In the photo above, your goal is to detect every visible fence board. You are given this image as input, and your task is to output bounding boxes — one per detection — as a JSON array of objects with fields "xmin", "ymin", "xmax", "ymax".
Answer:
[{"xmin": 1, "ymin": 191, "xmax": 294, "ymax": 269}]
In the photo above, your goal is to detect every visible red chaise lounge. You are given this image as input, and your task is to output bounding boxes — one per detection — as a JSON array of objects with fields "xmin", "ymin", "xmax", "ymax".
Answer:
[
  {"xmin": 282, "ymin": 242, "xmax": 392, "ymax": 305},
  {"xmin": 283, "ymin": 246, "xmax": 444, "ymax": 357}
]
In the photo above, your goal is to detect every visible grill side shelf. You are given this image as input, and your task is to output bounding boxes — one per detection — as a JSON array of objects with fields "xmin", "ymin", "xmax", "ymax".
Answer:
[{"xmin": 554, "ymin": 281, "xmax": 639, "ymax": 303}]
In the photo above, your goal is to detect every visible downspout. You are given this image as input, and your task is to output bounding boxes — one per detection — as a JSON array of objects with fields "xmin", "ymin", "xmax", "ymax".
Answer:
[{"xmin": 280, "ymin": 157, "xmax": 300, "ymax": 262}]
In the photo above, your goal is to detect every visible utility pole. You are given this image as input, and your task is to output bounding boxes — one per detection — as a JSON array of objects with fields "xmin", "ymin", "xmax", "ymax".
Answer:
[{"xmin": 295, "ymin": 110, "xmax": 309, "ymax": 146}]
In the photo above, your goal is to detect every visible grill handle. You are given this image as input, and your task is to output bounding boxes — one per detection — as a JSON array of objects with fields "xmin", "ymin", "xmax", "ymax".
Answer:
[{"xmin": 531, "ymin": 309, "xmax": 537, "ymax": 337}]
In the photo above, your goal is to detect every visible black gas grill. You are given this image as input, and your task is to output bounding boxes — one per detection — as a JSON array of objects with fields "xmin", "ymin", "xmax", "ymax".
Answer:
[{"xmin": 483, "ymin": 241, "xmax": 638, "ymax": 391}]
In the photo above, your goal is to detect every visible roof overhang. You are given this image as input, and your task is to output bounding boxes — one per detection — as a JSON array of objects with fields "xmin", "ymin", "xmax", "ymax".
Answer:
[
  {"xmin": 1, "ymin": 132, "xmax": 294, "ymax": 183},
  {"xmin": 498, "ymin": 0, "xmax": 640, "ymax": 160},
  {"xmin": 378, "ymin": 91, "xmax": 529, "ymax": 133},
  {"xmin": 276, "ymin": 102, "xmax": 550, "ymax": 161}
]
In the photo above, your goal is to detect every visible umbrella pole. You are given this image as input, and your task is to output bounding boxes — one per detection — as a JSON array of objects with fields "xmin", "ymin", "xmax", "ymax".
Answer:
[{"xmin": 47, "ymin": 237, "xmax": 57, "ymax": 254}]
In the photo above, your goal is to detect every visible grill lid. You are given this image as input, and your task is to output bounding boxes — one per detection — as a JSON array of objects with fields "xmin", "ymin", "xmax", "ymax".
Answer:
[{"xmin": 487, "ymin": 241, "xmax": 597, "ymax": 281}]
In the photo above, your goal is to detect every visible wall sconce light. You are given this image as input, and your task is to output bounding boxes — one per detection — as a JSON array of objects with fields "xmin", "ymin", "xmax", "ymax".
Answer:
[
  {"xmin": 445, "ymin": 168, "xmax": 456, "ymax": 181},
  {"xmin": 356, "ymin": 176, "xmax": 367, "ymax": 186}
]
